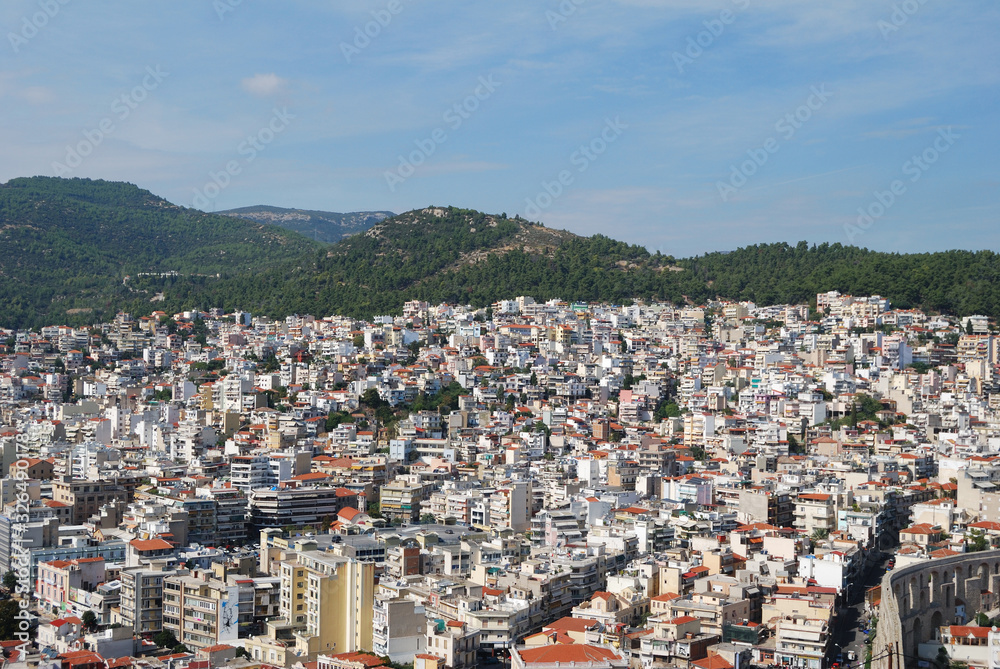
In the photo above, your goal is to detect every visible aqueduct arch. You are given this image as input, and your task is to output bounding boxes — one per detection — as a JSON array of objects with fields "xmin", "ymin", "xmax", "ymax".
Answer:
[{"xmin": 873, "ymin": 550, "xmax": 1000, "ymax": 669}]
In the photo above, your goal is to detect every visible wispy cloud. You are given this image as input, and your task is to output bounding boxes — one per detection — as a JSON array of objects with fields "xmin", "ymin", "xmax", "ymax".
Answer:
[{"xmin": 241, "ymin": 73, "xmax": 288, "ymax": 98}]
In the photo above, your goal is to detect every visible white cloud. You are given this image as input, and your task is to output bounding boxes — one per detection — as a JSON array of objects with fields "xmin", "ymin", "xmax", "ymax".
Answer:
[
  {"xmin": 21, "ymin": 86, "xmax": 55, "ymax": 105},
  {"xmin": 241, "ymin": 73, "xmax": 287, "ymax": 97}
]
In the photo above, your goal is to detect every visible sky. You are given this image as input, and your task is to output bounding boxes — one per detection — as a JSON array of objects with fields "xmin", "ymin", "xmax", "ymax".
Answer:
[{"xmin": 1, "ymin": 0, "xmax": 997, "ymax": 257}]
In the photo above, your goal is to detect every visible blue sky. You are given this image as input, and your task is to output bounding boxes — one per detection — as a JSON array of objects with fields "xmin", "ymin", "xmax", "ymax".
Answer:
[{"xmin": 1, "ymin": 0, "xmax": 997, "ymax": 257}]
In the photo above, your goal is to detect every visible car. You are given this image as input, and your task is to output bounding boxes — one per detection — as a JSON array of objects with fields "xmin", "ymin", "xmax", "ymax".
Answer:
[{"xmin": 847, "ymin": 651, "xmax": 857, "ymax": 661}]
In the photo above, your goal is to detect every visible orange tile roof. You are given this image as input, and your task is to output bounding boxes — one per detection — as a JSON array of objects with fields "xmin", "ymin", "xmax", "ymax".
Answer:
[{"xmin": 518, "ymin": 645, "xmax": 620, "ymax": 664}]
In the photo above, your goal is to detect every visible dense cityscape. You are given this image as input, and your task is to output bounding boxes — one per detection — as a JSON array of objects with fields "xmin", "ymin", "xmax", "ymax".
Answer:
[{"xmin": 3, "ymin": 292, "xmax": 1000, "ymax": 669}]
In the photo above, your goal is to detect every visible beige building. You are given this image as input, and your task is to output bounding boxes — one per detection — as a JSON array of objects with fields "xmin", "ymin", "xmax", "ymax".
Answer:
[
  {"xmin": 774, "ymin": 615, "xmax": 831, "ymax": 669},
  {"xmin": 793, "ymin": 493, "xmax": 837, "ymax": 535},
  {"xmin": 663, "ymin": 591, "xmax": 750, "ymax": 636},
  {"xmin": 162, "ymin": 566, "xmax": 241, "ymax": 650},
  {"xmin": 52, "ymin": 476, "xmax": 129, "ymax": 524},
  {"xmin": 425, "ymin": 619, "xmax": 479, "ymax": 669}
]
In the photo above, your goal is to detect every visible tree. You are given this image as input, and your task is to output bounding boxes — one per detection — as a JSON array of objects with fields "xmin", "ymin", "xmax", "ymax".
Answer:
[
  {"xmin": 236, "ymin": 647, "xmax": 252, "ymax": 660},
  {"xmin": 82, "ymin": 610, "xmax": 98, "ymax": 631},
  {"xmin": 154, "ymin": 630, "xmax": 179, "ymax": 648},
  {"xmin": 420, "ymin": 513, "xmax": 436, "ymax": 524},
  {"xmin": 811, "ymin": 528, "xmax": 830, "ymax": 541},
  {"xmin": 1, "ymin": 571, "xmax": 15, "ymax": 591},
  {"xmin": 0, "ymin": 599, "xmax": 21, "ymax": 640},
  {"xmin": 967, "ymin": 528, "xmax": 990, "ymax": 552},
  {"xmin": 656, "ymin": 401, "xmax": 682, "ymax": 420}
]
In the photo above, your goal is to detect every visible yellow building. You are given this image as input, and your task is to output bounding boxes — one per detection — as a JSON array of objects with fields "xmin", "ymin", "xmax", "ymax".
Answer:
[{"xmin": 245, "ymin": 540, "xmax": 375, "ymax": 666}]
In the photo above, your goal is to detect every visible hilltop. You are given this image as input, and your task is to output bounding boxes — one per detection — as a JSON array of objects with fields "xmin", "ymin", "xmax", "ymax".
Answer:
[{"xmin": 217, "ymin": 205, "xmax": 394, "ymax": 243}]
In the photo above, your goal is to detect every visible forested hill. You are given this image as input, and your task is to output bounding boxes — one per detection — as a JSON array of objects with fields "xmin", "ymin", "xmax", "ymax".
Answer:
[
  {"xmin": 171, "ymin": 207, "xmax": 1000, "ymax": 323},
  {"xmin": 3, "ymin": 177, "xmax": 1000, "ymax": 329},
  {"xmin": 217, "ymin": 205, "xmax": 394, "ymax": 243},
  {"xmin": 679, "ymin": 243, "xmax": 1000, "ymax": 318},
  {"xmin": 0, "ymin": 177, "xmax": 320, "ymax": 328}
]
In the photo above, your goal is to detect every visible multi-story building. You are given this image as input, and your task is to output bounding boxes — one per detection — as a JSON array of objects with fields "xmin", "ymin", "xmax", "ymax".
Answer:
[
  {"xmin": 51, "ymin": 476, "xmax": 130, "ymax": 524},
  {"xmin": 380, "ymin": 479, "xmax": 434, "ymax": 524},
  {"xmin": 372, "ymin": 595, "xmax": 428, "ymax": 662},
  {"xmin": 737, "ymin": 488, "xmax": 794, "ymax": 528},
  {"xmin": 118, "ymin": 562, "xmax": 177, "ymax": 635},
  {"xmin": 663, "ymin": 591, "xmax": 751, "ymax": 637},
  {"xmin": 198, "ymin": 485, "xmax": 248, "ymax": 547},
  {"xmin": 35, "ymin": 557, "xmax": 106, "ymax": 612},
  {"xmin": 425, "ymin": 618, "xmax": 479, "ymax": 669},
  {"xmin": 488, "ymin": 480, "xmax": 532, "ymax": 533},
  {"xmin": 774, "ymin": 615, "xmax": 831, "ymax": 669},
  {"xmin": 247, "ymin": 483, "xmax": 357, "ymax": 532},
  {"xmin": 793, "ymin": 493, "xmax": 837, "ymax": 536},
  {"xmin": 245, "ymin": 540, "xmax": 375, "ymax": 663},
  {"xmin": 162, "ymin": 567, "xmax": 242, "ymax": 649}
]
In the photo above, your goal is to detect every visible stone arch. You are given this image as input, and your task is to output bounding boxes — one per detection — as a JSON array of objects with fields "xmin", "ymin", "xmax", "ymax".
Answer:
[
  {"xmin": 930, "ymin": 611, "xmax": 943, "ymax": 641},
  {"xmin": 953, "ymin": 565, "xmax": 965, "ymax": 600},
  {"xmin": 979, "ymin": 563, "xmax": 989, "ymax": 590},
  {"xmin": 929, "ymin": 571, "xmax": 939, "ymax": 604},
  {"xmin": 911, "ymin": 616, "xmax": 924, "ymax": 657},
  {"xmin": 909, "ymin": 576, "xmax": 920, "ymax": 608}
]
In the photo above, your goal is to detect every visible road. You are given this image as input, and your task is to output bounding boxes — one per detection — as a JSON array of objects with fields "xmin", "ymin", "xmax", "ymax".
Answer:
[{"xmin": 834, "ymin": 552, "xmax": 891, "ymax": 669}]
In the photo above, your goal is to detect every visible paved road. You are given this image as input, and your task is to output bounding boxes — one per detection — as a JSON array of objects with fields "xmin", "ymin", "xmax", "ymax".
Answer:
[{"xmin": 835, "ymin": 553, "xmax": 891, "ymax": 669}]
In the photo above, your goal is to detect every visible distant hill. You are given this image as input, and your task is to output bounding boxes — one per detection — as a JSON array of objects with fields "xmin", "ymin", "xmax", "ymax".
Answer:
[
  {"xmin": 0, "ymin": 177, "xmax": 320, "ymax": 328},
  {"xmin": 4, "ymin": 178, "xmax": 1000, "ymax": 329},
  {"xmin": 217, "ymin": 205, "xmax": 394, "ymax": 243}
]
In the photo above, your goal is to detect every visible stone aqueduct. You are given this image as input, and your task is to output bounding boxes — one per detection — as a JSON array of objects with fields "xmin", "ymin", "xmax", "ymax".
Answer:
[{"xmin": 872, "ymin": 549, "xmax": 1000, "ymax": 669}]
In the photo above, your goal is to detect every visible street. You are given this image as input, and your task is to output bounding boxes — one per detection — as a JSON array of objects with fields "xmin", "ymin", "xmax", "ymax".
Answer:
[{"xmin": 835, "ymin": 553, "xmax": 891, "ymax": 669}]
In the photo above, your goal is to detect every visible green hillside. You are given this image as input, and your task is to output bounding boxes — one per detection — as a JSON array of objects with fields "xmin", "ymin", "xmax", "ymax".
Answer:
[{"xmin": 0, "ymin": 177, "xmax": 320, "ymax": 328}]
